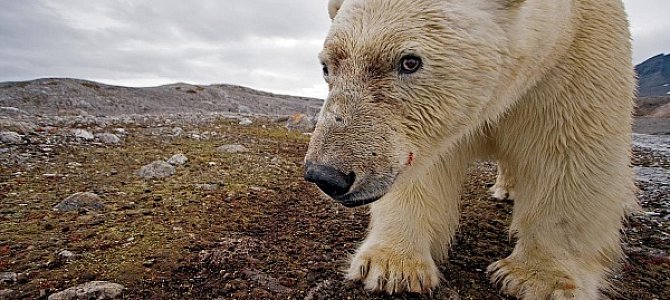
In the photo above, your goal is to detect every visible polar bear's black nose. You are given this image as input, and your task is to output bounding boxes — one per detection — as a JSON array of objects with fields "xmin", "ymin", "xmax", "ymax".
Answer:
[{"xmin": 304, "ymin": 162, "xmax": 355, "ymax": 197}]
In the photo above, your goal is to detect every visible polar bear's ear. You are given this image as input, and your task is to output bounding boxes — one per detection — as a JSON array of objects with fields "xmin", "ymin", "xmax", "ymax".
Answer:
[{"xmin": 328, "ymin": 0, "xmax": 345, "ymax": 20}]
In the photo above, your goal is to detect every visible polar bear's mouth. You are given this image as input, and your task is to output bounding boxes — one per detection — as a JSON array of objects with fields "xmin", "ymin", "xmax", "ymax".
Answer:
[
  {"xmin": 334, "ymin": 192, "xmax": 385, "ymax": 208},
  {"xmin": 332, "ymin": 173, "xmax": 397, "ymax": 207}
]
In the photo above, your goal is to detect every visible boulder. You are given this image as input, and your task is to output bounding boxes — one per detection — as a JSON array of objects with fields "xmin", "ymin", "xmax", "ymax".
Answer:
[
  {"xmin": 239, "ymin": 118, "xmax": 253, "ymax": 126},
  {"xmin": 167, "ymin": 154, "xmax": 188, "ymax": 166},
  {"xmin": 72, "ymin": 129, "xmax": 94, "ymax": 140},
  {"xmin": 54, "ymin": 192, "xmax": 105, "ymax": 212},
  {"xmin": 0, "ymin": 131, "xmax": 22, "ymax": 145},
  {"xmin": 0, "ymin": 272, "xmax": 17, "ymax": 284},
  {"xmin": 95, "ymin": 133, "xmax": 121, "ymax": 145},
  {"xmin": 138, "ymin": 161, "xmax": 176, "ymax": 179},
  {"xmin": 217, "ymin": 144, "xmax": 249, "ymax": 154},
  {"xmin": 47, "ymin": 281, "xmax": 125, "ymax": 300}
]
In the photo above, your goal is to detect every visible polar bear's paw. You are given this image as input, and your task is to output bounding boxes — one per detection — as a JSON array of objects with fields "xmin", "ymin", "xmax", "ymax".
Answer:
[
  {"xmin": 487, "ymin": 258, "xmax": 581, "ymax": 300},
  {"xmin": 346, "ymin": 247, "xmax": 441, "ymax": 294}
]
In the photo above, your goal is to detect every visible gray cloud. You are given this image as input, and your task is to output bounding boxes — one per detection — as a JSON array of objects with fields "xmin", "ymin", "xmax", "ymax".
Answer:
[
  {"xmin": 625, "ymin": 0, "xmax": 670, "ymax": 64},
  {"xmin": 0, "ymin": 1, "xmax": 668, "ymax": 98},
  {"xmin": 0, "ymin": 0, "xmax": 331, "ymax": 97}
]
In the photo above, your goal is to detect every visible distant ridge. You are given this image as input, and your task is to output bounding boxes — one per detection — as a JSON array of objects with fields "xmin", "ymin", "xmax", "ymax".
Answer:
[
  {"xmin": 0, "ymin": 78, "xmax": 323, "ymax": 117},
  {"xmin": 636, "ymin": 53, "xmax": 670, "ymax": 97}
]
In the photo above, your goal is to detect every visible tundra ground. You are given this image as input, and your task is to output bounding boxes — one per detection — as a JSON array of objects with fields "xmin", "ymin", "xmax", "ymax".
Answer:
[{"xmin": 1, "ymin": 116, "xmax": 668, "ymax": 299}]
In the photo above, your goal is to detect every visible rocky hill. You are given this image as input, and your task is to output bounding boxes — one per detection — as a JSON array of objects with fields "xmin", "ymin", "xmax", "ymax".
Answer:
[
  {"xmin": 636, "ymin": 96, "xmax": 670, "ymax": 117},
  {"xmin": 0, "ymin": 78, "xmax": 323, "ymax": 117},
  {"xmin": 636, "ymin": 53, "xmax": 670, "ymax": 97}
]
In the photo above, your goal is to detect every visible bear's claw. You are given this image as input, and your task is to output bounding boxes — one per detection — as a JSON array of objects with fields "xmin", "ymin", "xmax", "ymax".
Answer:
[
  {"xmin": 487, "ymin": 258, "xmax": 578, "ymax": 300},
  {"xmin": 346, "ymin": 247, "xmax": 440, "ymax": 294}
]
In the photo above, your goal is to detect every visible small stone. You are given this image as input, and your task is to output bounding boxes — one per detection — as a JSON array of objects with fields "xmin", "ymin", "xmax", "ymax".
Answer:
[
  {"xmin": 195, "ymin": 184, "xmax": 219, "ymax": 191},
  {"xmin": 167, "ymin": 154, "xmax": 188, "ymax": 166},
  {"xmin": 0, "ymin": 272, "xmax": 17, "ymax": 284},
  {"xmin": 58, "ymin": 250, "xmax": 76, "ymax": 259},
  {"xmin": 0, "ymin": 131, "xmax": 23, "ymax": 145},
  {"xmin": 95, "ymin": 133, "xmax": 121, "ymax": 145},
  {"xmin": 47, "ymin": 281, "xmax": 125, "ymax": 300},
  {"xmin": 54, "ymin": 192, "xmax": 105, "ymax": 212},
  {"xmin": 250, "ymin": 186, "xmax": 267, "ymax": 192},
  {"xmin": 137, "ymin": 161, "xmax": 176, "ymax": 179},
  {"xmin": 113, "ymin": 128, "xmax": 126, "ymax": 135},
  {"xmin": 217, "ymin": 144, "xmax": 249, "ymax": 154},
  {"xmin": 239, "ymin": 118, "xmax": 253, "ymax": 126},
  {"xmin": 142, "ymin": 259, "xmax": 155, "ymax": 267},
  {"xmin": 172, "ymin": 127, "xmax": 183, "ymax": 137},
  {"xmin": 72, "ymin": 129, "xmax": 95, "ymax": 140}
]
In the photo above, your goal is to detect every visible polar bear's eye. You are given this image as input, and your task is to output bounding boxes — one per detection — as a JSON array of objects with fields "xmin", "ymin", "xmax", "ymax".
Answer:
[
  {"xmin": 322, "ymin": 63, "xmax": 329, "ymax": 77},
  {"xmin": 399, "ymin": 55, "xmax": 422, "ymax": 74}
]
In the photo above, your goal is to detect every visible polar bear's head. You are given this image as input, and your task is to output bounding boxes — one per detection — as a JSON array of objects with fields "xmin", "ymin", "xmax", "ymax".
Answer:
[{"xmin": 305, "ymin": 0, "xmax": 514, "ymax": 207}]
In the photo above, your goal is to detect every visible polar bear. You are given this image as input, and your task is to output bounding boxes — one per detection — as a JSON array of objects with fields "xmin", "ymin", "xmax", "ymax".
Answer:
[{"xmin": 303, "ymin": 0, "xmax": 637, "ymax": 298}]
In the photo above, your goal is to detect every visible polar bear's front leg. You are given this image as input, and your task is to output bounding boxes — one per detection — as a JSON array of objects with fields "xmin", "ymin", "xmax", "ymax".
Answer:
[
  {"xmin": 486, "ymin": 156, "xmax": 634, "ymax": 299},
  {"xmin": 346, "ymin": 156, "xmax": 464, "ymax": 294}
]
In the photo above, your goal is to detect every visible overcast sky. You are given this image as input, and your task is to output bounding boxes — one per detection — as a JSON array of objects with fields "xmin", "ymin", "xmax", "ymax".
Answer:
[{"xmin": 1, "ymin": 1, "xmax": 668, "ymax": 99}]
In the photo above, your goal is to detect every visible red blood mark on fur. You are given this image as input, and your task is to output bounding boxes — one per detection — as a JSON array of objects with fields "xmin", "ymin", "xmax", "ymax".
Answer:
[{"xmin": 406, "ymin": 152, "xmax": 415, "ymax": 166}]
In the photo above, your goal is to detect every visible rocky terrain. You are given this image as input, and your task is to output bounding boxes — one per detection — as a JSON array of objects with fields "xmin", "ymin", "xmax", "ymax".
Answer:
[
  {"xmin": 633, "ymin": 96, "xmax": 670, "ymax": 135},
  {"xmin": 0, "ymin": 78, "xmax": 668, "ymax": 299},
  {"xmin": 0, "ymin": 78, "xmax": 322, "ymax": 117}
]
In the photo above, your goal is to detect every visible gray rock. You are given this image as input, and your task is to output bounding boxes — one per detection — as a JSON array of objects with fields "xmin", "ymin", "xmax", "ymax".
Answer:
[
  {"xmin": 72, "ymin": 129, "xmax": 94, "ymax": 140},
  {"xmin": 0, "ymin": 131, "xmax": 22, "ymax": 145},
  {"xmin": 0, "ymin": 106, "xmax": 28, "ymax": 116},
  {"xmin": 54, "ymin": 192, "xmax": 105, "ymax": 212},
  {"xmin": 167, "ymin": 154, "xmax": 188, "ymax": 166},
  {"xmin": 239, "ymin": 118, "xmax": 253, "ymax": 126},
  {"xmin": 171, "ymin": 127, "xmax": 183, "ymax": 137},
  {"xmin": 238, "ymin": 105, "xmax": 252, "ymax": 114},
  {"xmin": 47, "ymin": 281, "xmax": 125, "ymax": 300},
  {"xmin": 217, "ymin": 144, "xmax": 249, "ymax": 154},
  {"xmin": 95, "ymin": 133, "xmax": 121, "ymax": 145},
  {"xmin": 113, "ymin": 128, "xmax": 126, "ymax": 135},
  {"xmin": 195, "ymin": 183, "xmax": 219, "ymax": 191},
  {"xmin": 138, "ymin": 161, "xmax": 176, "ymax": 179},
  {"xmin": 0, "ymin": 272, "xmax": 17, "ymax": 284},
  {"xmin": 286, "ymin": 113, "xmax": 316, "ymax": 132},
  {"xmin": 58, "ymin": 250, "xmax": 76, "ymax": 260}
]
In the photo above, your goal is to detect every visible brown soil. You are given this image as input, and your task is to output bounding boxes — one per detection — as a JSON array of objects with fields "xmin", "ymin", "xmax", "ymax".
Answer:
[{"xmin": 0, "ymin": 119, "xmax": 668, "ymax": 299}]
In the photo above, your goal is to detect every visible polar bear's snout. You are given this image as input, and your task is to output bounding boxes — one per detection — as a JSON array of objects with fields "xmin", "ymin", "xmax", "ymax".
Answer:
[{"xmin": 304, "ymin": 161, "xmax": 356, "ymax": 198}]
